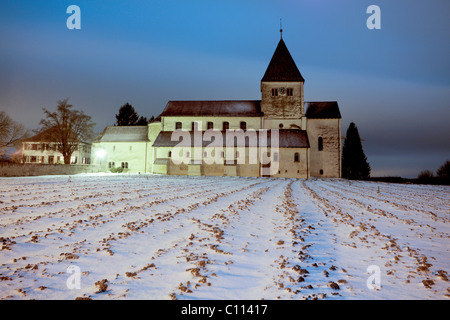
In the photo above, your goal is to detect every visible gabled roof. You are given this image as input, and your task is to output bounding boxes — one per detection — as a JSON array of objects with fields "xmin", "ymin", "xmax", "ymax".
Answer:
[
  {"xmin": 93, "ymin": 126, "xmax": 149, "ymax": 142},
  {"xmin": 152, "ymin": 129, "xmax": 309, "ymax": 148},
  {"xmin": 261, "ymin": 39, "xmax": 304, "ymax": 82},
  {"xmin": 305, "ymin": 101, "xmax": 341, "ymax": 119},
  {"xmin": 160, "ymin": 100, "xmax": 263, "ymax": 117},
  {"xmin": 22, "ymin": 126, "xmax": 82, "ymax": 143}
]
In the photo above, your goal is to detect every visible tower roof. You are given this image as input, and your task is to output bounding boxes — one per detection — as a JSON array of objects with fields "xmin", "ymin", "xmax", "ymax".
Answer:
[{"xmin": 261, "ymin": 38, "xmax": 304, "ymax": 82}]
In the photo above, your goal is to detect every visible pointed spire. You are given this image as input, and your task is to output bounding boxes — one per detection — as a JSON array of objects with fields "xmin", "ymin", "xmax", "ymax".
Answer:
[{"xmin": 261, "ymin": 37, "xmax": 304, "ymax": 82}]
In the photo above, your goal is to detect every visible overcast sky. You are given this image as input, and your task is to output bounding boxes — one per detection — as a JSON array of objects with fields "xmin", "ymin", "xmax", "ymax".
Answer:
[{"xmin": 1, "ymin": 0, "xmax": 449, "ymax": 178}]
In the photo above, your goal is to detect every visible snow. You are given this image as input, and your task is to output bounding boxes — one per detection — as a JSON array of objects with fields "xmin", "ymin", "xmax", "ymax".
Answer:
[{"xmin": 0, "ymin": 174, "xmax": 449, "ymax": 300}]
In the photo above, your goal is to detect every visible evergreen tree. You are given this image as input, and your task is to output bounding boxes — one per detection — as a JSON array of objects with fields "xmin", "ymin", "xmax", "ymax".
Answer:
[
  {"xmin": 136, "ymin": 116, "xmax": 149, "ymax": 125},
  {"xmin": 436, "ymin": 160, "xmax": 450, "ymax": 179},
  {"xmin": 342, "ymin": 122, "xmax": 371, "ymax": 180},
  {"xmin": 115, "ymin": 103, "xmax": 139, "ymax": 126}
]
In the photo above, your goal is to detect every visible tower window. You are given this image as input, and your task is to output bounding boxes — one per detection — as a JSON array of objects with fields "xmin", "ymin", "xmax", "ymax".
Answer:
[
  {"xmin": 287, "ymin": 88, "xmax": 293, "ymax": 96},
  {"xmin": 271, "ymin": 88, "xmax": 278, "ymax": 96},
  {"xmin": 176, "ymin": 122, "xmax": 182, "ymax": 130},
  {"xmin": 318, "ymin": 137, "xmax": 323, "ymax": 151},
  {"xmin": 294, "ymin": 152, "xmax": 299, "ymax": 162}
]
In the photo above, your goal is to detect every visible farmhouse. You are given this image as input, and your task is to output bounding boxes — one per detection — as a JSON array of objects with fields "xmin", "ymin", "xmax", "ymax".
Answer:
[
  {"xmin": 92, "ymin": 34, "xmax": 342, "ymax": 178},
  {"xmin": 21, "ymin": 127, "xmax": 91, "ymax": 165}
]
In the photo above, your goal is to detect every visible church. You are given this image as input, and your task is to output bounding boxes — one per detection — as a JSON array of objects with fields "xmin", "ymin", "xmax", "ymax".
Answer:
[{"xmin": 92, "ymin": 33, "xmax": 342, "ymax": 178}]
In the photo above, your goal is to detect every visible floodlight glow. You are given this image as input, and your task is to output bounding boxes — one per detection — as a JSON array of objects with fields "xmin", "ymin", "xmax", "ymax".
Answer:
[{"xmin": 95, "ymin": 149, "xmax": 106, "ymax": 159}]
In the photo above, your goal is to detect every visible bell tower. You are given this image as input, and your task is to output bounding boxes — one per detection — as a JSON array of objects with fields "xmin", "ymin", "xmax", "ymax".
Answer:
[{"xmin": 260, "ymin": 30, "xmax": 305, "ymax": 120}]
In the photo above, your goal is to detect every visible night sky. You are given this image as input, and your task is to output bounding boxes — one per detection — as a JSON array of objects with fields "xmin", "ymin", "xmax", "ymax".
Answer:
[{"xmin": 1, "ymin": 0, "xmax": 449, "ymax": 178}]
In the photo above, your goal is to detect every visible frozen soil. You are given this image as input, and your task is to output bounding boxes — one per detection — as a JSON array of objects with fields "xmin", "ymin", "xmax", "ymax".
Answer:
[{"xmin": 0, "ymin": 174, "xmax": 449, "ymax": 300}]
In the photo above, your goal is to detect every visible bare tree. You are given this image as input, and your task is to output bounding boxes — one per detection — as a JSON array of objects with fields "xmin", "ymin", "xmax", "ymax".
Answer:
[
  {"xmin": 39, "ymin": 99, "xmax": 95, "ymax": 164},
  {"xmin": 0, "ymin": 111, "xmax": 29, "ymax": 157}
]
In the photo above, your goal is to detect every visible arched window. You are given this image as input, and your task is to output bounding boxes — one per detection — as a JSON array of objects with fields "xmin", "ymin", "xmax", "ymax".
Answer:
[
  {"xmin": 240, "ymin": 121, "xmax": 246, "ymax": 130},
  {"xmin": 318, "ymin": 137, "xmax": 323, "ymax": 151},
  {"xmin": 223, "ymin": 122, "xmax": 229, "ymax": 130},
  {"xmin": 176, "ymin": 122, "xmax": 182, "ymax": 130},
  {"xmin": 294, "ymin": 152, "xmax": 299, "ymax": 162}
]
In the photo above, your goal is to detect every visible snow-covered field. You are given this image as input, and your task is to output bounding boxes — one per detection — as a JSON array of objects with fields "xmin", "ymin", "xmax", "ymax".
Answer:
[{"xmin": 0, "ymin": 174, "xmax": 449, "ymax": 300}]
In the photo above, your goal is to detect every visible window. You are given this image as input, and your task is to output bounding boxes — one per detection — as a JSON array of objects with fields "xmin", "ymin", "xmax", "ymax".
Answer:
[
  {"xmin": 240, "ymin": 121, "xmax": 247, "ymax": 130},
  {"xmin": 271, "ymin": 88, "xmax": 278, "ymax": 96},
  {"xmin": 48, "ymin": 156, "xmax": 54, "ymax": 164},
  {"xmin": 279, "ymin": 123, "xmax": 284, "ymax": 129},
  {"xmin": 113, "ymin": 145, "xmax": 116, "ymax": 151},
  {"xmin": 207, "ymin": 121, "xmax": 214, "ymax": 130},
  {"xmin": 108, "ymin": 162, "xmax": 115, "ymax": 169},
  {"xmin": 121, "ymin": 162, "xmax": 128, "ymax": 169},
  {"xmin": 191, "ymin": 122, "xmax": 196, "ymax": 131},
  {"xmin": 294, "ymin": 152, "xmax": 300, "ymax": 162},
  {"xmin": 129, "ymin": 146, "xmax": 132, "ymax": 151},
  {"xmin": 30, "ymin": 156, "xmax": 37, "ymax": 163},
  {"xmin": 176, "ymin": 122, "xmax": 182, "ymax": 130},
  {"xmin": 223, "ymin": 122, "xmax": 229, "ymax": 130},
  {"xmin": 274, "ymin": 152, "xmax": 279, "ymax": 162},
  {"xmin": 287, "ymin": 88, "xmax": 293, "ymax": 96},
  {"xmin": 31, "ymin": 144, "xmax": 37, "ymax": 151},
  {"xmin": 236, "ymin": 151, "xmax": 240, "ymax": 158},
  {"xmin": 186, "ymin": 151, "xmax": 190, "ymax": 157},
  {"xmin": 318, "ymin": 137, "xmax": 323, "ymax": 151},
  {"xmin": 168, "ymin": 151, "xmax": 172, "ymax": 158},
  {"xmin": 320, "ymin": 169, "xmax": 324, "ymax": 175},
  {"xmin": 203, "ymin": 151, "xmax": 208, "ymax": 158}
]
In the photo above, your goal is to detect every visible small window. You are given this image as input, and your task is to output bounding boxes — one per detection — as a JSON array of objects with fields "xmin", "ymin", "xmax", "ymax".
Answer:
[
  {"xmin": 203, "ymin": 151, "xmax": 208, "ymax": 158},
  {"xmin": 287, "ymin": 88, "xmax": 293, "ymax": 96},
  {"xmin": 223, "ymin": 122, "xmax": 229, "ymax": 130},
  {"xmin": 271, "ymin": 88, "xmax": 278, "ymax": 96},
  {"xmin": 294, "ymin": 152, "xmax": 299, "ymax": 162},
  {"xmin": 318, "ymin": 137, "xmax": 323, "ymax": 151},
  {"xmin": 121, "ymin": 162, "xmax": 128, "ymax": 169},
  {"xmin": 168, "ymin": 151, "xmax": 172, "ymax": 158},
  {"xmin": 113, "ymin": 145, "xmax": 116, "ymax": 151},
  {"xmin": 176, "ymin": 122, "xmax": 182, "ymax": 130},
  {"xmin": 186, "ymin": 151, "xmax": 190, "ymax": 157},
  {"xmin": 240, "ymin": 121, "xmax": 246, "ymax": 130},
  {"xmin": 320, "ymin": 169, "xmax": 323, "ymax": 175},
  {"xmin": 207, "ymin": 122, "xmax": 214, "ymax": 130},
  {"xmin": 279, "ymin": 123, "xmax": 284, "ymax": 129}
]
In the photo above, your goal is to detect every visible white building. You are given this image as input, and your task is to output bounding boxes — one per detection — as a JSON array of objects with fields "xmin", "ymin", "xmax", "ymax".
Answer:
[{"xmin": 92, "ymin": 36, "xmax": 342, "ymax": 178}]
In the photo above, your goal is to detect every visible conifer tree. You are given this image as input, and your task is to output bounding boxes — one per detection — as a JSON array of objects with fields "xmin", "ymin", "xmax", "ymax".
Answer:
[
  {"xmin": 342, "ymin": 122, "xmax": 371, "ymax": 180},
  {"xmin": 115, "ymin": 103, "xmax": 139, "ymax": 126}
]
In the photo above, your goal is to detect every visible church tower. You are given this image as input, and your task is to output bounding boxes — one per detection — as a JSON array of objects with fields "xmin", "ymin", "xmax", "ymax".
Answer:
[{"xmin": 260, "ymin": 32, "xmax": 305, "ymax": 125}]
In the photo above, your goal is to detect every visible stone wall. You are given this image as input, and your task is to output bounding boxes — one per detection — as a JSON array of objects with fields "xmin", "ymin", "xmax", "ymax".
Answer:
[
  {"xmin": 307, "ymin": 118, "xmax": 341, "ymax": 178},
  {"xmin": 0, "ymin": 163, "xmax": 102, "ymax": 177}
]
